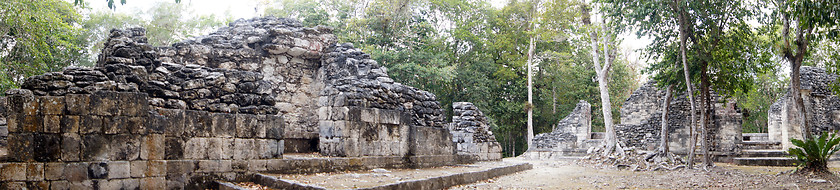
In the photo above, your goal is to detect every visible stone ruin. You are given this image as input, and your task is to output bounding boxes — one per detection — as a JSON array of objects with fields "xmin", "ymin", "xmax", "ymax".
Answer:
[
  {"xmin": 0, "ymin": 17, "xmax": 501, "ymax": 189},
  {"xmin": 448, "ymin": 102, "xmax": 503, "ymax": 161},
  {"xmin": 526, "ymin": 81, "xmax": 743, "ymax": 159},
  {"xmin": 524, "ymin": 100, "xmax": 599, "ymax": 159},
  {"xmin": 615, "ymin": 81, "xmax": 742, "ymax": 155},
  {"xmin": 768, "ymin": 66, "xmax": 840, "ymax": 149}
]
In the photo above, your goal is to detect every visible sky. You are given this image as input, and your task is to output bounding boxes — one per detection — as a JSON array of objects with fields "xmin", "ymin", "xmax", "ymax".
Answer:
[{"xmin": 77, "ymin": 0, "xmax": 652, "ymax": 78}]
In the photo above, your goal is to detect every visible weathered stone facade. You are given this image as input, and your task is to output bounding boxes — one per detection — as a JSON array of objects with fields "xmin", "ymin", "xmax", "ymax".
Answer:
[
  {"xmin": 768, "ymin": 66, "xmax": 840, "ymax": 149},
  {"xmin": 0, "ymin": 17, "xmax": 484, "ymax": 189},
  {"xmin": 616, "ymin": 81, "xmax": 742, "ymax": 154},
  {"xmin": 449, "ymin": 102, "xmax": 502, "ymax": 161},
  {"xmin": 524, "ymin": 100, "xmax": 598, "ymax": 159}
]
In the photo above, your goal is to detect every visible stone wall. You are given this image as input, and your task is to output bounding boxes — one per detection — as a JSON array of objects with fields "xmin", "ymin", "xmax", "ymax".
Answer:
[
  {"xmin": 1, "ymin": 87, "xmax": 283, "ymax": 189},
  {"xmin": 449, "ymin": 102, "xmax": 502, "ymax": 161},
  {"xmin": 97, "ymin": 18, "xmax": 336, "ymax": 152},
  {"xmin": 525, "ymin": 100, "xmax": 596, "ymax": 158},
  {"xmin": 768, "ymin": 66, "xmax": 840, "ymax": 149},
  {"xmin": 0, "ymin": 16, "xmax": 471, "ymax": 189},
  {"xmin": 317, "ymin": 43, "xmax": 454, "ymax": 157},
  {"xmin": 615, "ymin": 81, "xmax": 742, "ymax": 154}
]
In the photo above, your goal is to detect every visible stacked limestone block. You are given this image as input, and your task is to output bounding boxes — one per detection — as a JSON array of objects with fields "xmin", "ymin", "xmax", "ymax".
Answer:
[
  {"xmin": 97, "ymin": 27, "xmax": 278, "ymax": 115},
  {"xmin": 141, "ymin": 17, "xmax": 336, "ymax": 152},
  {"xmin": 318, "ymin": 43, "xmax": 454, "ymax": 157},
  {"xmin": 769, "ymin": 66, "xmax": 840, "ymax": 149},
  {"xmin": 528, "ymin": 101, "xmax": 592, "ymax": 158},
  {"xmin": 449, "ymin": 102, "xmax": 502, "ymax": 161},
  {"xmin": 2, "ymin": 80, "xmax": 284, "ymax": 190},
  {"xmin": 615, "ymin": 81, "xmax": 741, "ymax": 154},
  {"xmin": 0, "ymin": 24, "xmax": 289, "ymax": 190}
]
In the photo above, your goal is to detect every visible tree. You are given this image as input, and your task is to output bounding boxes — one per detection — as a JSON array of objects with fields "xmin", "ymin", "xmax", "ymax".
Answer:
[
  {"xmin": 604, "ymin": 0, "xmax": 771, "ymax": 167},
  {"xmin": 81, "ymin": 2, "xmax": 229, "ymax": 65},
  {"xmin": 774, "ymin": 0, "xmax": 840, "ymax": 141},
  {"xmin": 581, "ymin": 1, "xmax": 619, "ymax": 155},
  {"xmin": 73, "ymin": 0, "xmax": 182, "ymax": 9},
  {"xmin": 0, "ymin": 0, "xmax": 86, "ymax": 94},
  {"xmin": 771, "ymin": 0, "xmax": 840, "ymax": 174}
]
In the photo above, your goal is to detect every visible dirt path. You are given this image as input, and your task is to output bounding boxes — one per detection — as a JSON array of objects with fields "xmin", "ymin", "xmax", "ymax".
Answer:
[{"xmin": 451, "ymin": 157, "xmax": 840, "ymax": 189}]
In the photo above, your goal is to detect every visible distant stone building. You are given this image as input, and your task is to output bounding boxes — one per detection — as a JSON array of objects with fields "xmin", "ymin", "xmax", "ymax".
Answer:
[
  {"xmin": 768, "ymin": 66, "xmax": 840, "ymax": 149},
  {"xmin": 524, "ymin": 100, "xmax": 600, "ymax": 159},
  {"xmin": 525, "ymin": 81, "xmax": 744, "ymax": 159},
  {"xmin": 615, "ymin": 81, "xmax": 742, "ymax": 155}
]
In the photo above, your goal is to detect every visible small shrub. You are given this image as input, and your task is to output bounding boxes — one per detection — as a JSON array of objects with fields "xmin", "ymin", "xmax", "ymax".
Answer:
[{"xmin": 787, "ymin": 132, "xmax": 840, "ymax": 172}]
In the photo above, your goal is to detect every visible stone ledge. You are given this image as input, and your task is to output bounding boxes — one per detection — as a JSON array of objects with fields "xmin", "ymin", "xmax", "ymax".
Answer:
[{"xmin": 243, "ymin": 162, "xmax": 532, "ymax": 190}]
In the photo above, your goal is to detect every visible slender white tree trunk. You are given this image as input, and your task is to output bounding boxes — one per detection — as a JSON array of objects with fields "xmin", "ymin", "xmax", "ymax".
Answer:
[{"xmin": 527, "ymin": 37, "xmax": 535, "ymax": 149}]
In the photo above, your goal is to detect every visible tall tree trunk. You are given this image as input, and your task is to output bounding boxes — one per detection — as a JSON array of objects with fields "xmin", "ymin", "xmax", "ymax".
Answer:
[
  {"xmin": 526, "ymin": 37, "xmax": 535, "ymax": 149},
  {"xmin": 659, "ymin": 85, "xmax": 674, "ymax": 154},
  {"xmin": 700, "ymin": 64, "xmax": 712, "ymax": 167},
  {"xmin": 599, "ymin": 16, "xmax": 616, "ymax": 156},
  {"xmin": 780, "ymin": 0, "xmax": 812, "ymax": 140},
  {"xmin": 675, "ymin": 2, "xmax": 699, "ymax": 169}
]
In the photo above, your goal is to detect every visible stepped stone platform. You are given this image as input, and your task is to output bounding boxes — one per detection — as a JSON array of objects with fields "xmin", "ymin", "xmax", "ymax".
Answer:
[{"xmin": 217, "ymin": 159, "xmax": 532, "ymax": 190}]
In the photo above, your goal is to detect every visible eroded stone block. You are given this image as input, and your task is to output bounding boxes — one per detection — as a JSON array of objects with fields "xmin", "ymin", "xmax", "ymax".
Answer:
[
  {"xmin": 185, "ymin": 110, "xmax": 212, "ymax": 137},
  {"xmin": 211, "ymin": 113, "xmax": 235, "ymax": 138},
  {"xmin": 80, "ymin": 115, "xmax": 103, "ymax": 134},
  {"xmin": 90, "ymin": 91, "xmax": 120, "ymax": 116},
  {"xmin": 43, "ymin": 115, "xmax": 61, "ymax": 133},
  {"xmin": 183, "ymin": 138, "xmax": 207, "ymax": 159},
  {"xmin": 233, "ymin": 138, "xmax": 254, "ymax": 160},
  {"xmin": 110, "ymin": 134, "xmax": 140, "ymax": 161},
  {"xmin": 26, "ymin": 163, "xmax": 45, "ymax": 181},
  {"xmin": 38, "ymin": 96, "xmax": 64, "ymax": 115},
  {"xmin": 63, "ymin": 162, "xmax": 88, "ymax": 182},
  {"xmin": 159, "ymin": 109, "xmax": 185, "ymax": 137},
  {"xmin": 87, "ymin": 162, "xmax": 108, "ymax": 179},
  {"xmin": 145, "ymin": 160, "xmax": 166, "ymax": 177},
  {"xmin": 0, "ymin": 163, "xmax": 26, "ymax": 181},
  {"xmin": 164, "ymin": 137, "xmax": 184, "ymax": 160},
  {"xmin": 130, "ymin": 161, "xmax": 146, "ymax": 178},
  {"xmin": 141, "ymin": 134, "xmax": 165, "ymax": 160},
  {"xmin": 107, "ymin": 161, "xmax": 130, "ymax": 179},
  {"xmin": 33, "ymin": 133, "xmax": 61, "ymax": 162},
  {"xmin": 60, "ymin": 115, "xmax": 80, "ymax": 133},
  {"xmin": 82, "ymin": 134, "xmax": 110, "ymax": 161},
  {"xmin": 65, "ymin": 94, "xmax": 90, "ymax": 115},
  {"xmin": 45, "ymin": 163, "xmax": 65, "ymax": 181},
  {"xmin": 235, "ymin": 114, "xmax": 258, "ymax": 138},
  {"xmin": 9, "ymin": 133, "xmax": 34, "ymax": 162}
]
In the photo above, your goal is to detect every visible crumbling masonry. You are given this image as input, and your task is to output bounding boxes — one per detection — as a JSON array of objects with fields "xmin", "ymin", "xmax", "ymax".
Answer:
[{"xmin": 0, "ymin": 17, "xmax": 500, "ymax": 189}]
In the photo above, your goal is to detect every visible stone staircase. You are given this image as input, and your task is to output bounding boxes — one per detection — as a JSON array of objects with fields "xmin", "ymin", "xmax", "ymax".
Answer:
[{"xmin": 732, "ymin": 133, "xmax": 796, "ymax": 166}]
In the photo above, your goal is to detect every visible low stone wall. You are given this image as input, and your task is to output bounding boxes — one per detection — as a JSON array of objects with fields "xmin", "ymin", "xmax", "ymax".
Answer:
[
  {"xmin": 1, "ymin": 89, "xmax": 283, "ymax": 189},
  {"xmin": 449, "ymin": 102, "xmax": 502, "ymax": 161}
]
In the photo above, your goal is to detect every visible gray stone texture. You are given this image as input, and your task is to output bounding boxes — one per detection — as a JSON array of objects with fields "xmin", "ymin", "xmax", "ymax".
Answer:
[
  {"xmin": 531, "ymin": 100, "xmax": 592, "ymax": 151},
  {"xmin": 0, "ymin": 16, "xmax": 492, "ymax": 189},
  {"xmin": 615, "ymin": 81, "xmax": 742, "ymax": 154},
  {"xmin": 449, "ymin": 102, "xmax": 502, "ymax": 161},
  {"xmin": 768, "ymin": 66, "xmax": 840, "ymax": 149}
]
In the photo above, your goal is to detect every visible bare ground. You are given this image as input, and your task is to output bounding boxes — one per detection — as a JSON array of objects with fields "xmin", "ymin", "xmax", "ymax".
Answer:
[{"xmin": 450, "ymin": 157, "xmax": 840, "ymax": 190}]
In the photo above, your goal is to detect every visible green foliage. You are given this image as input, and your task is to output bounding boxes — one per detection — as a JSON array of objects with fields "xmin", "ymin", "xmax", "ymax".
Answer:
[
  {"xmin": 0, "ymin": 0, "xmax": 86, "ymax": 94},
  {"xmin": 735, "ymin": 69, "xmax": 788, "ymax": 133},
  {"xmin": 787, "ymin": 132, "xmax": 840, "ymax": 170},
  {"xmin": 73, "ymin": 0, "xmax": 182, "ymax": 9},
  {"xmin": 80, "ymin": 2, "xmax": 229, "ymax": 65}
]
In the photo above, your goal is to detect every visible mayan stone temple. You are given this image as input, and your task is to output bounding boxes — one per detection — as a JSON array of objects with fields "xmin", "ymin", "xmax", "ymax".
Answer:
[{"xmin": 0, "ymin": 17, "xmax": 522, "ymax": 189}]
